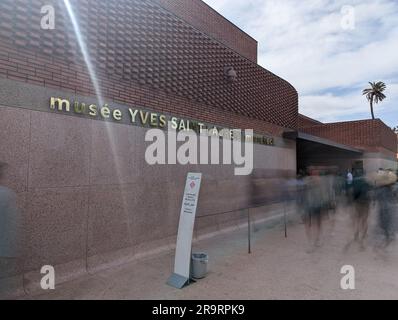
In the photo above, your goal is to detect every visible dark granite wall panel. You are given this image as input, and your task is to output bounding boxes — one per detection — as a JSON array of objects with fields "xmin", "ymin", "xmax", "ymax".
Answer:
[
  {"xmin": 0, "ymin": 107, "xmax": 30, "ymax": 193},
  {"xmin": 0, "ymin": 104, "xmax": 296, "ymax": 278}
]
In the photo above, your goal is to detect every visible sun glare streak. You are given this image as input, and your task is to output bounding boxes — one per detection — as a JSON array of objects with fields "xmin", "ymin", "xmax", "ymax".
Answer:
[
  {"xmin": 63, "ymin": 0, "xmax": 132, "ymax": 240},
  {"xmin": 63, "ymin": 0, "xmax": 103, "ymax": 106}
]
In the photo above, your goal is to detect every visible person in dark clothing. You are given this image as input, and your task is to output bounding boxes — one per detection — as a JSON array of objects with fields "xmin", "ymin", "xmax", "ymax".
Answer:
[
  {"xmin": 345, "ymin": 172, "xmax": 372, "ymax": 251},
  {"xmin": 302, "ymin": 171, "xmax": 329, "ymax": 251},
  {"xmin": 376, "ymin": 174, "xmax": 397, "ymax": 248},
  {"xmin": 345, "ymin": 169, "xmax": 354, "ymax": 201}
]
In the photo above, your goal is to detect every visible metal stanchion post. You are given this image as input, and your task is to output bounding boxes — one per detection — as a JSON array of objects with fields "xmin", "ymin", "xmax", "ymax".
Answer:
[
  {"xmin": 284, "ymin": 202, "xmax": 288, "ymax": 238},
  {"xmin": 248, "ymin": 208, "xmax": 251, "ymax": 254}
]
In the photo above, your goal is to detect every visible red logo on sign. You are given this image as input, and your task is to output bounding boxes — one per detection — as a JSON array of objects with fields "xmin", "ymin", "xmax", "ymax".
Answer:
[{"xmin": 190, "ymin": 181, "xmax": 196, "ymax": 189}]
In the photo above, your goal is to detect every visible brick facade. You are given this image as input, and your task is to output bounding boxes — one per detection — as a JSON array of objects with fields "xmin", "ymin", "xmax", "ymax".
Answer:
[
  {"xmin": 301, "ymin": 119, "xmax": 397, "ymax": 154},
  {"xmin": 0, "ymin": 0, "xmax": 298, "ymax": 133},
  {"xmin": 298, "ymin": 114, "xmax": 323, "ymax": 128},
  {"xmin": 154, "ymin": 0, "xmax": 258, "ymax": 62}
]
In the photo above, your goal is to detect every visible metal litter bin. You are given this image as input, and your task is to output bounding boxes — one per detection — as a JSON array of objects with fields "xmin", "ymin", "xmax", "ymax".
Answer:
[{"xmin": 191, "ymin": 253, "xmax": 208, "ymax": 279}]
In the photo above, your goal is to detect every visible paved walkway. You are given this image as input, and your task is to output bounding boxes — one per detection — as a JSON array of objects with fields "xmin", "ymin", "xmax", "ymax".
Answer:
[{"xmin": 26, "ymin": 204, "xmax": 398, "ymax": 300}]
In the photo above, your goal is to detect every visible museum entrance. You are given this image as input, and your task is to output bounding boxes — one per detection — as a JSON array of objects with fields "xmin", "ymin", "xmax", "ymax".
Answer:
[
  {"xmin": 284, "ymin": 131, "xmax": 363, "ymax": 175},
  {"xmin": 296, "ymin": 134, "xmax": 364, "ymax": 175}
]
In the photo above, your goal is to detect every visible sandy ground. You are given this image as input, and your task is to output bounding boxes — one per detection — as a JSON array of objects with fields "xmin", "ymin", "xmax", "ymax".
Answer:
[{"xmin": 25, "ymin": 203, "xmax": 398, "ymax": 300}]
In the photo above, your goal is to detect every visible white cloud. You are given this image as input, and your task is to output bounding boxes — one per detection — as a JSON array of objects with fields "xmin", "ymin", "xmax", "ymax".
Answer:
[
  {"xmin": 203, "ymin": 0, "xmax": 398, "ymax": 126},
  {"xmin": 301, "ymin": 82, "xmax": 398, "ymax": 122}
]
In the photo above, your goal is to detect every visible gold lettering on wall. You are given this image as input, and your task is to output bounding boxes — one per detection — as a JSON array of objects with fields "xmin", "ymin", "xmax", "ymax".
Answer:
[
  {"xmin": 113, "ymin": 109, "xmax": 122, "ymax": 121},
  {"xmin": 101, "ymin": 105, "xmax": 111, "ymax": 119},
  {"xmin": 48, "ymin": 97, "xmax": 275, "ymax": 146},
  {"xmin": 50, "ymin": 97, "xmax": 70, "ymax": 112},
  {"xmin": 139, "ymin": 111, "xmax": 149, "ymax": 125},
  {"xmin": 129, "ymin": 108, "xmax": 139, "ymax": 123},
  {"xmin": 89, "ymin": 104, "xmax": 97, "ymax": 116},
  {"xmin": 159, "ymin": 115, "xmax": 167, "ymax": 128}
]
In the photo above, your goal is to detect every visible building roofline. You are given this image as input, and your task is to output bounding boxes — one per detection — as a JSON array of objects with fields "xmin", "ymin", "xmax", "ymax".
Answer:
[
  {"xmin": 197, "ymin": 0, "xmax": 258, "ymax": 43},
  {"xmin": 323, "ymin": 118, "xmax": 395, "ymax": 133},
  {"xmin": 283, "ymin": 130, "xmax": 363, "ymax": 154},
  {"xmin": 325, "ymin": 118, "xmax": 378, "ymax": 124},
  {"xmin": 300, "ymin": 118, "xmax": 387, "ymax": 128},
  {"xmin": 298, "ymin": 114, "xmax": 323, "ymax": 125},
  {"xmin": 153, "ymin": 0, "xmax": 297, "ymax": 94},
  {"xmin": 153, "ymin": 2, "xmax": 257, "ymax": 59}
]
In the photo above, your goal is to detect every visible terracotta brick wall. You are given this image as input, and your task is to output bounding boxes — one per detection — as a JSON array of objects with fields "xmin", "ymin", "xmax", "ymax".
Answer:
[
  {"xmin": 298, "ymin": 114, "xmax": 323, "ymax": 128},
  {"xmin": 154, "ymin": 0, "xmax": 258, "ymax": 62},
  {"xmin": 0, "ymin": 0, "xmax": 298, "ymax": 131},
  {"xmin": 380, "ymin": 125, "xmax": 398, "ymax": 154},
  {"xmin": 301, "ymin": 119, "xmax": 397, "ymax": 154}
]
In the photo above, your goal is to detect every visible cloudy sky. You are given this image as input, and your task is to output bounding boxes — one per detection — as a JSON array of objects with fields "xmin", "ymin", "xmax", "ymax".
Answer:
[{"xmin": 203, "ymin": 0, "xmax": 398, "ymax": 127}]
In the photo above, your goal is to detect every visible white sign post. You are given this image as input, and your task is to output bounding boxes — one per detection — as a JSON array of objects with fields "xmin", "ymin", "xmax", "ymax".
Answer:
[{"xmin": 167, "ymin": 173, "xmax": 202, "ymax": 289}]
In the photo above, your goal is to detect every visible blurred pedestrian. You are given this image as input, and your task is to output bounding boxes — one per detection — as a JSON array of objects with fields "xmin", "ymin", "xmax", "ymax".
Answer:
[
  {"xmin": 302, "ymin": 170, "xmax": 327, "ymax": 252},
  {"xmin": 345, "ymin": 169, "xmax": 354, "ymax": 201},
  {"xmin": 324, "ymin": 171, "xmax": 338, "ymax": 235},
  {"xmin": 295, "ymin": 169, "xmax": 306, "ymax": 213},
  {"xmin": 344, "ymin": 170, "xmax": 372, "ymax": 251},
  {"xmin": 335, "ymin": 172, "xmax": 346, "ymax": 197},
  {"xmin": 0, "ymin": 162, "xmax": 20, "ymax": 297},
  {"xmin": 375, "ymin": 170, "xmax": 397, "ymax": 249}
]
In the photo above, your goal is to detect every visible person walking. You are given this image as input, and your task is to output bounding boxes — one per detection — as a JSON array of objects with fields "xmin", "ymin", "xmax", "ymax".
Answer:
[
  {"xmin": 302, "ymin": 170, "xmax": 327, "ymax": 252},
  {"xmin": 345, "ymin": 169, "xmax": 354, "ymax": 201},
  {"xmin": 343, "ymin": 170, "xmax": 372, "ymax": 252},
  {"xmin": 375, "ymin": 170, "xmax": 397, "ymax": 249}
]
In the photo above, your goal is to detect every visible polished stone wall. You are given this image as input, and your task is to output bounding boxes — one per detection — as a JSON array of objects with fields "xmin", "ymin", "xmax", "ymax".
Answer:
[
  {"xmin": 0, "ymin": 0, "xmax": 298, "ymax": 296},
  {"xmin": 0, "ymin": 97, "xmax": 296, "ymax": 290}
]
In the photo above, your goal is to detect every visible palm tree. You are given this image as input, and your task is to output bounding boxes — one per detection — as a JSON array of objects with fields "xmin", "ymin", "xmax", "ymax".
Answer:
[{"xmin": 362, "ymin": 81, "xmax": 387, "ymax": 120}]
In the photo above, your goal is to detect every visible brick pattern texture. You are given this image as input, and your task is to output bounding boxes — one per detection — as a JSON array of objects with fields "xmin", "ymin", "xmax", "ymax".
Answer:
[
  {"xmin": 298, "ymin": 114, "xmax": 323, "ymax": 128},
  {"xmin": 301, "ymin": 119, "xmax": 397, "ymax": 154},
  {"xmin": 0, "ymin": 0, "xmax": 298, "ymax": 132},
  {"xmin": 154, "ymin": 0, "xmax": 258, "ymax": 62}
]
